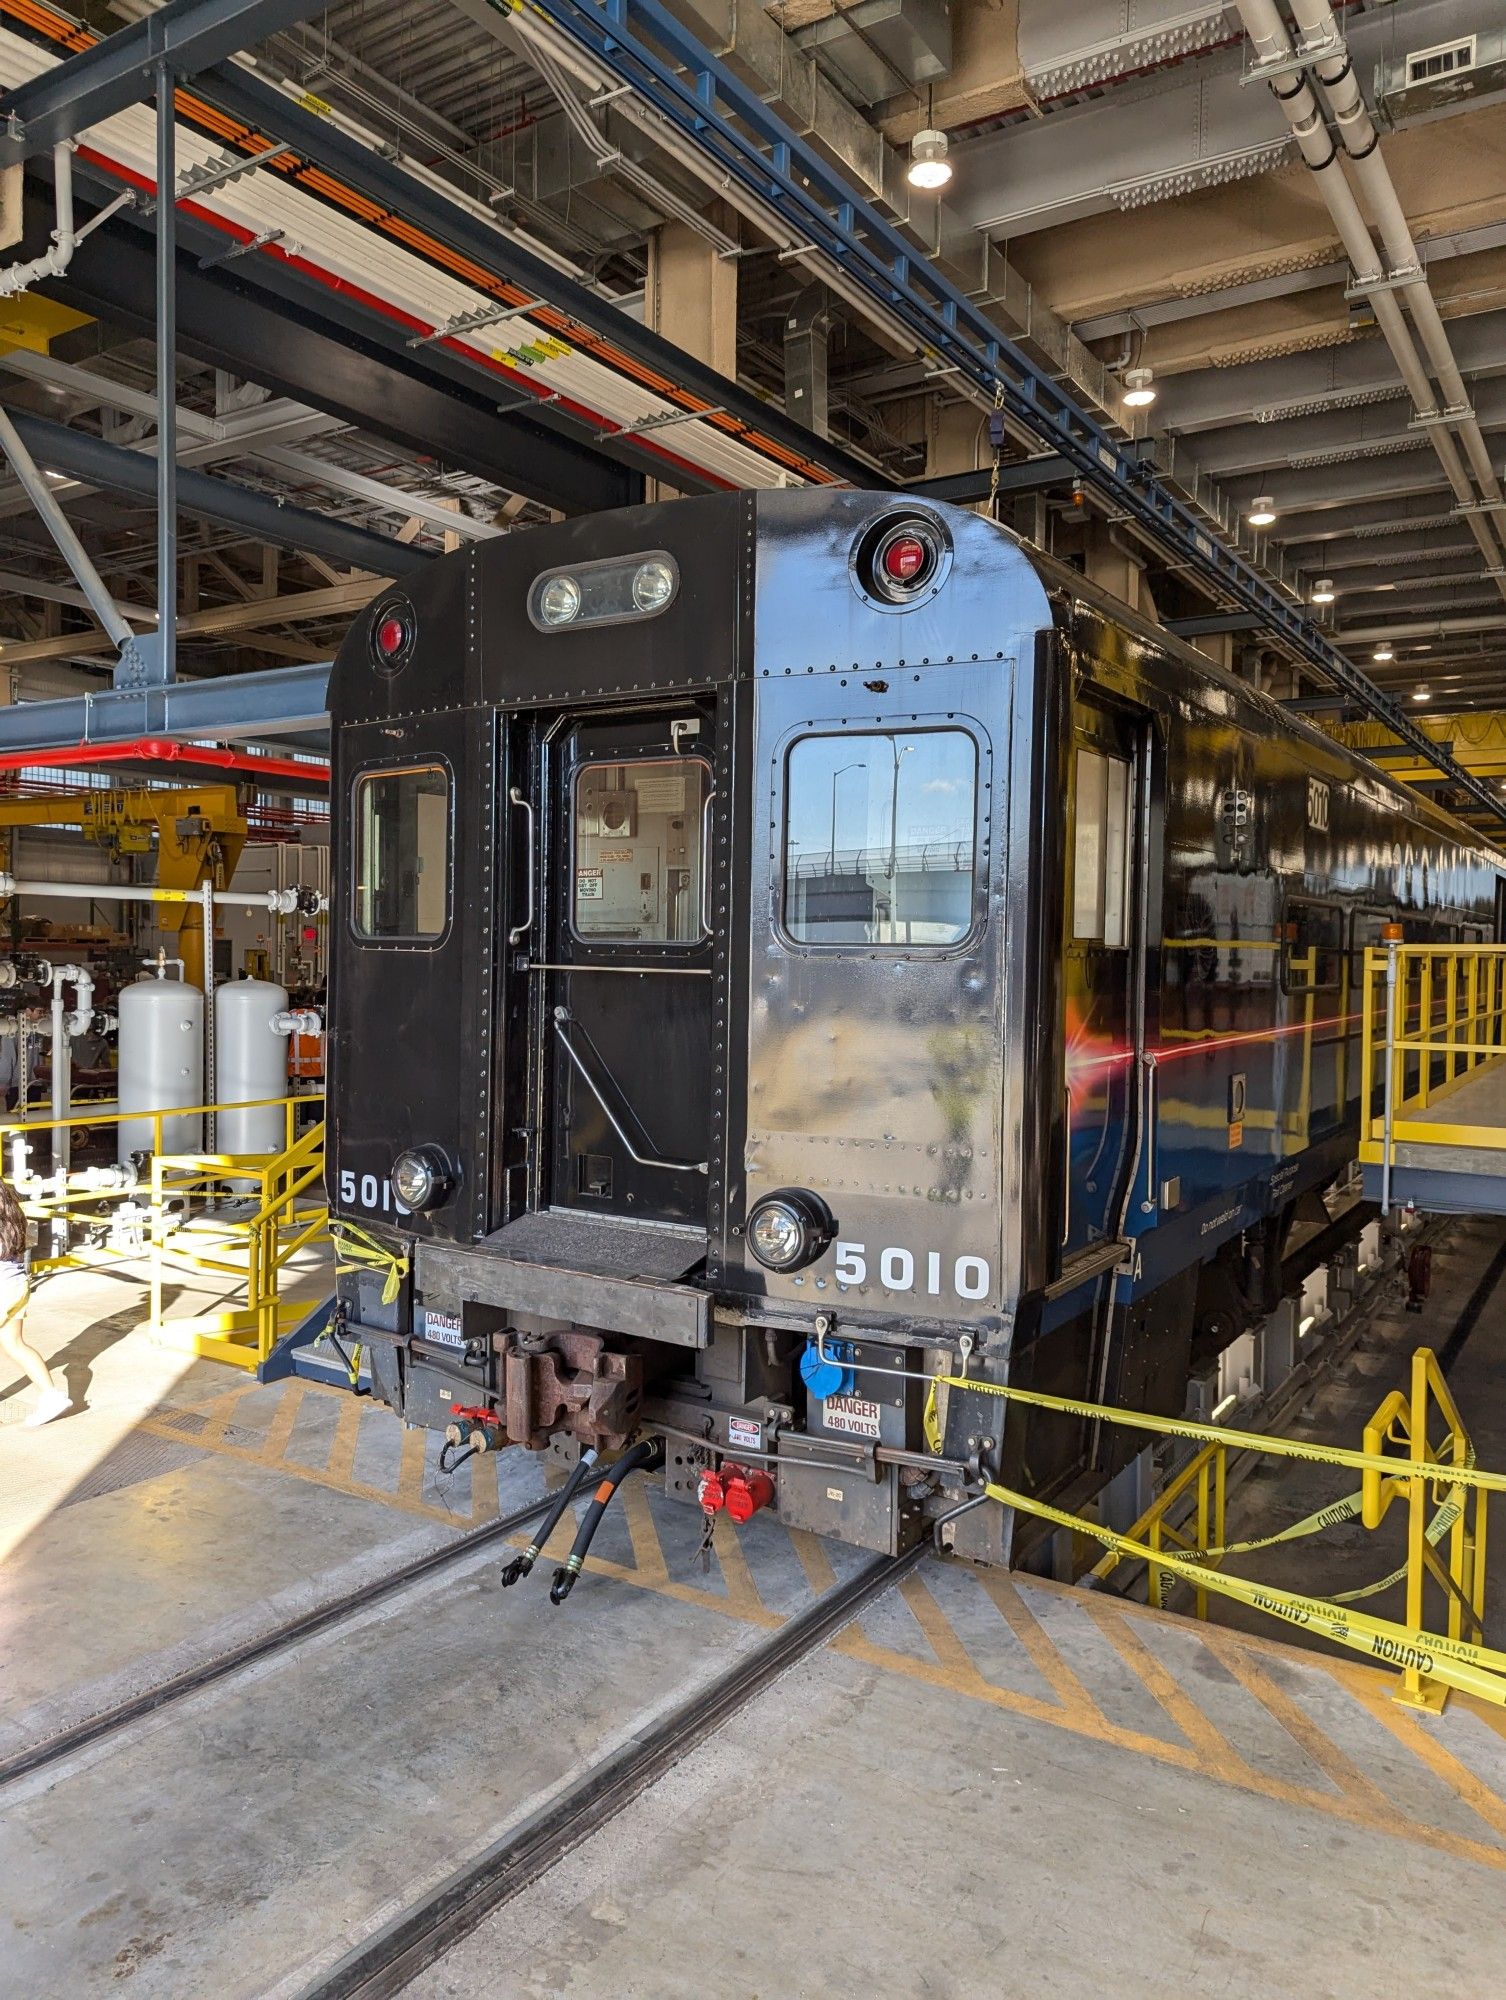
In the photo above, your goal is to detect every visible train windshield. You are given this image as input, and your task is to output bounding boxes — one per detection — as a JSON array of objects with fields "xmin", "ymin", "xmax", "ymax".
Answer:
[
  {"xmin": 782, "ymin": 728, "xmax": 977, "ymax": 947},
  {"xmin": 352, "ymin": 762, "xmax": 450, "ymax": 941}
]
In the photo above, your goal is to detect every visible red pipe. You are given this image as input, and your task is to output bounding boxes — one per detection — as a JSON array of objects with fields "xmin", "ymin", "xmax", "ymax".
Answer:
[{"xmin": 0, "ymin": 738, "xmax": 329, "ymax": 785}]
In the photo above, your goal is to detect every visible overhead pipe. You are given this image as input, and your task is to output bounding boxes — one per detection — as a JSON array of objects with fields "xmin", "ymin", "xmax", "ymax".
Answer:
[
  {"xmin": 1287, "ymin": 0, "xmax": 1506, "ymax": 527},
  {"xmin": 0, "ymin": 739, "xmax": 329, "ymax": 786},
  {"xmin": 0, "ymin": 141, "xmax": 75, "ymax": 299},
  {"xmin": 1232, "ymin": 0, "xmax": 1506, "ymax": 599}
]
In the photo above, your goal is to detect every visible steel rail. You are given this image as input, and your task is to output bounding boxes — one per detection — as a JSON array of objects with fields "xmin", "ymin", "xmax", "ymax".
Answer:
[
  {"xmin": 297, "ymin": 1540, "xmax": 928, "ymax": 1999},
  {"xmin": 0, "ymin": 1492, "xmax": 554, "ymax": 1790},
  {"xmin": 519, "ymin": 0, "xmax": 1506, "ymax": 832}
]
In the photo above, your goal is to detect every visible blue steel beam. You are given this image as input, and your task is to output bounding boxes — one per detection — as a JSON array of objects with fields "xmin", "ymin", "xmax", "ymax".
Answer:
[
  {"xmin": 0, "ymin": 661, "xmax": 330, "ymax": 752},
  {"xmin": 521, "ymin": 0, "xmax": 1506, "ymax": 831},
  {"xmin": 0, "ymin": 0, "xmax": 338, "ymax": 164}
]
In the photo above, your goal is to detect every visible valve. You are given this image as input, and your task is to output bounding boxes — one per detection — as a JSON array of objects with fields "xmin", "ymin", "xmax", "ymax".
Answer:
[
  {"xmin": 697, "ymin": 1465, "xmax": 727, "ymax": 1516},
  {"xmin": 724, "ymin": 1466, "xmax": 774, "ymax": 1525}
]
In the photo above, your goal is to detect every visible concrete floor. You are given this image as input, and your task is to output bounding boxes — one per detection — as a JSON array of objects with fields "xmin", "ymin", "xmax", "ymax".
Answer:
[{"xmin": 3, "ymin": 1253, "xmax": 1506, "ymax": 1997}]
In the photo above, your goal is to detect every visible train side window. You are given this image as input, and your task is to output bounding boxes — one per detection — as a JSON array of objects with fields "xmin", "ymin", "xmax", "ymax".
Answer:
[
  {"xmin": 1072, "ymin": 747, "xmax": 1131, "ymax": 948},
  {"xmin": 352, "ymin": 763, "xmax": 449, "ymax": 942},
  {"xmin": 782, "ymin": 728, "xmax": 978, "ymax": 947},
  {"xmin": 573, "ymin": 757, "xmax": 710, "ymax": 943},
  {"xmin": 1283, "ymin": 900, "xmax": 1343, "ymax": 992}
]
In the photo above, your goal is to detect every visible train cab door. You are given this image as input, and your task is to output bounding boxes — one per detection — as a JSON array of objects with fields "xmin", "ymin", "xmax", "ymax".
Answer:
[
  {"xmin": 525, "ymin": 704, "xmax": 716, "ymax": 1237},
  {"xmin": 1062, "ymin": 699, "xmax": 1145, "ymax": 1258}
]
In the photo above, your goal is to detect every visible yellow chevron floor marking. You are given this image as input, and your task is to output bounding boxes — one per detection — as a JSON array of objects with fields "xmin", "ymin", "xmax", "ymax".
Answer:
[{"xmin": 126, "ymin": 1374, "xmax": 1506, "ymax": 1869}]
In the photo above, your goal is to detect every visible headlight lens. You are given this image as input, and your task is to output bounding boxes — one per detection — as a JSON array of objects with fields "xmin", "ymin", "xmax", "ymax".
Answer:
[
  {"xmin": 393, "ymin": 1146, "xmax": 452, "ymax": 1213},
  {"xmin": 538, "ymin": 575, "xmax": 582, "ymax": 626},
  {"xmin": 632, "ymin": 558, "xmax": 676, "ymax": 611},
  {"xmin": 746, "ymin": 1188, "xmax": 834, "ymax": 1273}
]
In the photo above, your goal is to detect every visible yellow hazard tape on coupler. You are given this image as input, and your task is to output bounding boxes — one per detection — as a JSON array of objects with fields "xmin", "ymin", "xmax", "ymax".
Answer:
[
  {"xmin": 931, "ymin": 1375, "xmax": 1506, "ymax": 1497},
  {"xmin": 980, "ymin": 1478, "xmax": 1506, "ymax": 1708}
]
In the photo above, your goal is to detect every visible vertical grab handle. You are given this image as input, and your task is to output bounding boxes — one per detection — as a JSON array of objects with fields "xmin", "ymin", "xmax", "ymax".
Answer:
[
  {"xmin": 700, "ymin": 787, "xmax": 716, "ymax": 937},
  {"xmin": 508, "ymin": 786, "xmax": 535, "ymax": 945},
  {"xmin": 1061, "ymin": 1085, "xmax": 1072, "ymax": 1248}
]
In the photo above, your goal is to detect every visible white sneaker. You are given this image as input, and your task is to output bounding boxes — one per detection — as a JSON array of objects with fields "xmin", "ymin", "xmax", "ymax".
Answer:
[{"xmin": 24, "ymin": 1386, "xmax": 72, "ymax": 1428}]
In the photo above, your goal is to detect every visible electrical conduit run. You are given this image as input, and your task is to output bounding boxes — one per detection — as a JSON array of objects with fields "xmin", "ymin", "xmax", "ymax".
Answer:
[{"xmin": 1233, "ymin": 0, "xmax": 1506, "ymax": 595}]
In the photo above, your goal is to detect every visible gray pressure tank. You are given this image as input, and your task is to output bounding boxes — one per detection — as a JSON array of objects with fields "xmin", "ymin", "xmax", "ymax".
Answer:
[
  {"xmin": 215, "ymin": 977, "xmax": 290, "ymax": 1155},
  {"xmin": 117, "ymin": 963, "xmax": 204, "ymax": 1161}
]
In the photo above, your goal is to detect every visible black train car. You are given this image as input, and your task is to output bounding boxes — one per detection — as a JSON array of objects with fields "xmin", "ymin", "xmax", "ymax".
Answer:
[{"xmin": 327, "ymin": 490, "xmax": 1503, "ymax": 1568}]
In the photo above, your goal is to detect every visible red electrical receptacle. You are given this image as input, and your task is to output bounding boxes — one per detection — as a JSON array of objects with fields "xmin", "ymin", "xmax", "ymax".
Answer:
[
  {"xmin": 724, "ymin": 1467, "xmax": 775, "ymax": 1524},
  {"xmin": 697, "ymin": 1467, "xmax": 728, "ymax": 1515}
]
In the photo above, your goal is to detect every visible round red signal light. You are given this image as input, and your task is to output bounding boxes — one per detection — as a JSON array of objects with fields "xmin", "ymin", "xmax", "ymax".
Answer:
[
  {"xmin": 375, "ymin": 612, "xmax": 409, "ymax": 658},
  {"xmin": 881, "ymin": 534, "xmax": 928, "ymax": 583}
]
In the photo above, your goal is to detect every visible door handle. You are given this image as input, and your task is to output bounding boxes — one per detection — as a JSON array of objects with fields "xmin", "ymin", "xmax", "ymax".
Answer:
[{"xmin": 508, "ymin": 786, "xmax": 534, "ymax": 945}]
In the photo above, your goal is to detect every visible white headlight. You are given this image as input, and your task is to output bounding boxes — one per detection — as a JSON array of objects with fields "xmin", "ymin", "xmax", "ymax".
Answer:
[
  {"xmin": 746, "ymin": 1188, "xmax": 833, "ymax": 1272},
  {"xmin": 538, "ymin": 575, "xmax": 582, "ymax": 626},
  {"xmin": 632, "ymin": 559, "xmax": 676, "ymax": 611},
  {"xmin": 750, "ymin": 1200, "xmax": 804, "ymax": 1270},
  {"xmin": 393, "ymin": 1146, "xmax": 450, "ymax": 1212}
]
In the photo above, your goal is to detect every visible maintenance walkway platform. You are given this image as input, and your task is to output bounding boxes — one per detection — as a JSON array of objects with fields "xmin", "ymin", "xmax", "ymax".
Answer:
[
  {"xmin": 3, "ymin": 1245, "xmax": 1506, "ymax": 1996},
  {"xmin": 1362, "ymin": 941, "xmax": 1506, "ymax": 1215}
]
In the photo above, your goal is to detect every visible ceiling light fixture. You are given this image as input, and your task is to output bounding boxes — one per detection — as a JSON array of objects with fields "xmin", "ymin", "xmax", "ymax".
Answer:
[
  {"xmin": 1248, "ymin": 496, "xmax": 1277, "ymax": 527},
  {"xmin": 1122, "ymin": 366, "xmax": 1156, "ymax": 409},
  {"xmin": 1413, "ymin": 682, "xmax": 1431, "ymax": 702},
  {"xmin": 907, "ymin": 128, "xmax": 951, "ymax": 191},
  {"xmin": 1373, "ymin": 644, "xmax": 1394, "ymax": 662},
  {"xmin": 1311, "ymin": 578, "xmax": 1336, "ymax": 604}
]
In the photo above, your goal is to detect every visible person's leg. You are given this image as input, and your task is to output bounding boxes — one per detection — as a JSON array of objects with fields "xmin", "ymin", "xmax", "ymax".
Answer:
[{"xmin": 0, "ymin": 1306, "xmax": 59, "ymax": 1397}]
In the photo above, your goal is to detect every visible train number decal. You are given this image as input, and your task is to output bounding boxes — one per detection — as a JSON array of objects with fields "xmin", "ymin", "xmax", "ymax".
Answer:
[
  {"xmin": 1307, "ymin": 778, "xmax": 1330, "ymax": 832},
  {"xmin": 337, "ymin": 1169, "xmax": 412, "ymax": 1217},
  {"xmin": 832, "ymin": 1241, "xmax": 991, "ymax": 1300}
]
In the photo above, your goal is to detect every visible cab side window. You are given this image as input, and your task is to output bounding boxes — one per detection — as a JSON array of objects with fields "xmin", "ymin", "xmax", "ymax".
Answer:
[{"xmin": 352, "ymin": 763, "xmax": 450, "ymax": 941}]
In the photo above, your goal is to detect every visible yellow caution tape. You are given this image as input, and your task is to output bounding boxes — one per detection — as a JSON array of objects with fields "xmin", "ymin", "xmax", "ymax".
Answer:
[
  {"xmin": 931, "ymin": 1373, "xmax": 1506, "ymax": 1495},
  {"xmin": 981, "ymin": 1477, "xmax": 1506, "ymax": 1707},
  {"xmin": 331, "ymin": 1219, "xmax": 409, "ymax": 1306}
]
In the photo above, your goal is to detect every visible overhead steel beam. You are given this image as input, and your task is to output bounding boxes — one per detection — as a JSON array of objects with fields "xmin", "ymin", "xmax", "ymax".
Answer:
[
  {"xmin": 1164, "ymin": 611, "xmax": 1262, "ymax": 638},
  {"xmin": 37, "ymin": 179, "xmax": 642, "ymax": 517},
  {"xmin": 4, "ymin": 410, "xmax": 430, "ymax": 579},
  {"xmin": 192, "ymin": 61, "xmax": 885, "ymax": 492},
  {"xmin": 1190, "ymin": 376, "xmax": 1506, "ymax": 482},
  {"xmin": 1156, "ymin": 311, "xmax": 1506, "ymax": 437},
  {"xmin": 907, "ymin": 455, "xmax": 1077, "ymax": 504},
  {"xmin": 0, "ymin": 660, "xmax": 330, "ymax": 752},
  {"xmin": 513, "ymin": 0, "xmax": 1506, "ymax": 826},
  {"xmin": 0, "ymin": 0, "xmax": 337, "ymax": 164}
]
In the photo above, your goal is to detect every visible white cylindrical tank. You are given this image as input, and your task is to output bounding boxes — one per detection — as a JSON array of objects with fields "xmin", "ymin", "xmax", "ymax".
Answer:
[
  {"xmin": 215, "ymin": 977, "xmax": 290, "ymax": 1155},
  {"xmin": 117, "ymin": 964, "xmax": 204, "ymax": 1162}
]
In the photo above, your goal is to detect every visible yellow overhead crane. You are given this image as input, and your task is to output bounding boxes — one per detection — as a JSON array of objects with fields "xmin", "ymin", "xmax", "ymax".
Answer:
[
  {"xmin": 1324, "ymin": 712, "xmax": 1506, "ymax": 785},
  {"xmin": 0, "ymin": 785, "xmax": 248, "ymax": 988}
]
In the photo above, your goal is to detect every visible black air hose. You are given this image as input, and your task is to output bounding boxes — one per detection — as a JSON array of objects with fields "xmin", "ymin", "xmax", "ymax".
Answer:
[
  {"xmin": 549, "ymin": 1439, "xmax": 665, "ymax": 1604},
  {"xmin": 500, "ymin": 1446, "xmax": 600, "ymax": 1587}
]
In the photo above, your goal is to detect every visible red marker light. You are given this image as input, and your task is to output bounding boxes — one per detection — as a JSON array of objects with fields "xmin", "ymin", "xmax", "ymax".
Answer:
[
  {"xmin": 882, "ymin": 534, "xmax": 928, "ymax": 582},
  {"xmin": 375, "ymin": 612, "xmax": 409, "ymax": 657}
]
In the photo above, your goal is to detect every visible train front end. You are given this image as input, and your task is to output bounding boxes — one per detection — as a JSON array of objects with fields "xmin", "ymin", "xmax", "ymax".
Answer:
[{"xmin": 327, "ymin": 489, "xmax": 1061, "ymax": 1566}]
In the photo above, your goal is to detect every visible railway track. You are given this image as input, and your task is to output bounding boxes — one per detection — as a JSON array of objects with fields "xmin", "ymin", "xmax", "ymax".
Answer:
[
  {"xmin": 296, "ymin": 1539, "xmax": 928, "ymax": 2000},
  {"xmin": 0, "ymin": 1493, "xmax": 556, "ymax": 1791}
]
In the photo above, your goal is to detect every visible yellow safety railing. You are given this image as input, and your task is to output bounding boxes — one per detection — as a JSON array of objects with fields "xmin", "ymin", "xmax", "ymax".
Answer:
[
  {"xmin": 1361, "ymin": 1347, "xmax": 1487, "ymax": 1712},
  {"xmin": 1090, "ymin": 1443, "xmax": 1228, "ymax": 1621},
  {"xmin": 1359, "ymin": 943, "xmax": 1506, "ymax": 1182},
  {"xmin": 931, "ymin": 1348, "xmax": 1501, "ymax": 1710},
  {"xmin": 0, "ymin": 1096, "xmax": 327, "ymax": 1353},
  {"xmin": 148, "ymin": 1116, "xmax": 330, "ymax": 1371}
]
